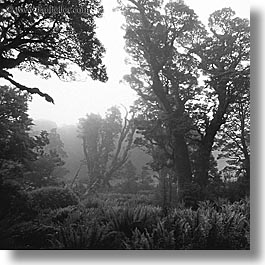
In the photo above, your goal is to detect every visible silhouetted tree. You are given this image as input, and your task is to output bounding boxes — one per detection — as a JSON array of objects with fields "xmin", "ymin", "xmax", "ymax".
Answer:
[
  {"xmin": 78, "ymin": 106, "xmax": 136, "ymax": 191},
  {"xmin": 214, "ymin": 92, "xmax": 250, "ymax": 195},
  {"xmin": 0, "ymin": 0, "xmax": 107, "ymax": 102},
  {"xmin": 0, "ymin": 85, "xmax": 54, "ymax": 189},
  {"xmin": 187, "ymin": 8, "xmax": 250, "ymax": 191},
  {"xmin": 119, "ymin": 0, "xmax": 206, "ymax": 196},
  {"xmin": 45, "ymin": 128, "xmax": 67, "ymax": 159},
  {"xmin": 0, "ymin": 85, "xmax": 47, "ymax": 167},
  {"xmin": 120, "ymin": 1, "xmax": 250, "ymax": 199}
]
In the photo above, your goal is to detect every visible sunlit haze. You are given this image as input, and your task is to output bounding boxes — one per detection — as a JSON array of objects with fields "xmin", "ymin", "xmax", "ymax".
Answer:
[{"xmin": 3, "ymin": 0, "xmax": 249, "ymax": 126}]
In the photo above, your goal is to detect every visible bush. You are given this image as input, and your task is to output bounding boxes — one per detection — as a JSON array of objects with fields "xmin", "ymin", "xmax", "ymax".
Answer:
[
  {"xmin": 123, "ymin": 222, "xmax": 176, "ymax": 250},
  {"xmin": 29, "ymin": 186, "xmax": 79, "ymax": 210},
  {"xmin": 2, "ymin": 221, "xmax": 58, "ymax": 249},
  {"xmin": 122, "ymin": 198, "xmax": 250, "ymax": 250},
  {"xmin": 0, "ymin": 181, "xmax": 35, "ymax": 221},
  {"xmin": 105, "ymin": 204, "xmax": 161, "ymax": 238},
  {"xmin": 0, "ymin": 181, "xmax": 38, "ymax": 249},
  {"xmin": 50, "ymin": 222, "xmax": 114, "ymax": 249}
]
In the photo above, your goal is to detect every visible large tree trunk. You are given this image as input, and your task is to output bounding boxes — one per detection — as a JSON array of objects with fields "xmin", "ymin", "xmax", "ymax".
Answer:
[
  {"xmin": 194, "ymin": 142, "xmax": 212, "ymax": 190},
  {"xmin": 172, "ymin": 133, "xmax": 192, "ymax": 200},
  {"xmin": 194, "ymin": 95, "xmax": 229, "ymax": 193},
  {"xmin": 244, "ymin": 156, "xmax": 250, "ymax": 180}
]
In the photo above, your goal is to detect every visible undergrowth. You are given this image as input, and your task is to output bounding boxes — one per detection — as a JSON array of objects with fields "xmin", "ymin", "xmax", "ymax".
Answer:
[{"xmin": 0, "ymin": 191, "xmax": 250, "ymax": 250}]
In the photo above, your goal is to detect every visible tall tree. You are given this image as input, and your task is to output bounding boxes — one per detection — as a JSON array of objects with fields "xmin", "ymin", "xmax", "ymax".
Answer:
[
  {"xmin": 119, "ymin": 0, "xmax": 206, "ymax": 195},
  {"xmin": 187, "ymin": 8, "xmax": 250, "ymax": 190},
  {"xmin": 121, "ymin": 1, "xmax": 250, "ymax": 199},
  {"xmin": 0, "ymin": 85, "xmax": 50, "ymax": 186},
  {"xmin": 78, "ymin": 106, "xmax": 136, "ymax": 191},
  {"xmin": 0, "ymin": 0, "xmax": 107, "ymax": 102},
  {"xmin": 215, "ymin": 93, "xmax": 250, "ymax": 182},
  {"xmin": 44, "ymin": 128, "xmax": 67, "ymax": 159},
  {"xmin": 0, "ymin": 85, "xmax": 42, "ymax": 164}
]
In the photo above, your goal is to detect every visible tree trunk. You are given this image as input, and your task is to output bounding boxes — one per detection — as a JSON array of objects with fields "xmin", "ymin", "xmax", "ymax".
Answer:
[
  {"xmin": 244, "ymin": 156, "xmax": 250, "ymax": 180},
  {"xmin": 169, "ymin": 173, "xmax": 172, "ymax": 207},
  {"xmin": 194, "ymin": 91, "xmax": 229, "ymax": 193},
  {"xmin": 173, "ymin": 133, "xmax": 192, "ymax": 199},
  {"xmin": 242, "ymin": 155, "xmax": 250, "ymax": 195},
  {"xmin": 194, "ymin": 143, "xmax": 212, "ymax": 190}
]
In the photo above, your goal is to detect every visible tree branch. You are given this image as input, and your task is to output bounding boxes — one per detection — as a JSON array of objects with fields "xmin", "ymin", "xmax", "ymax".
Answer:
[{"xmin": 0, "ymin": 71, "xmax": 54, "ymax": 103}]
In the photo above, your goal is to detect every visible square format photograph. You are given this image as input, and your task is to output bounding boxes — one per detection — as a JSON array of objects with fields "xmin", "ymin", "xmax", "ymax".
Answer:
[{"xmin": 0, "ymin": 0, "xmax": 250, "ymax": 250}]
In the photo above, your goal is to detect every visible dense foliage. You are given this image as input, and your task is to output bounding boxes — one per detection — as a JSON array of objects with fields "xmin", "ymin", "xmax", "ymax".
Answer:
[
  {"xmin": 0, "ymin": 86, "xmax": 69, "ymax": 190},
  {"xmin": 0, "ymin": 85, "xmax": 37, "ymax": 164},
  {"xmin": 29, "ymin": 186, "xmax": 79, "ymax": 210},
  {"xmin": 0, "ymin": 191, "xmax": 250, "ymax": 249},
  {"xmin": 0, "ymin": 0, "xmax": 107, "ymax": 102}
]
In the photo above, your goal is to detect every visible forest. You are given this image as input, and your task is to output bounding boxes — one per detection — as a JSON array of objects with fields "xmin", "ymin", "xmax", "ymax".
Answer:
[{"xmin": 0, "ymin": 0, "xmax": 250, "ymax": 249}]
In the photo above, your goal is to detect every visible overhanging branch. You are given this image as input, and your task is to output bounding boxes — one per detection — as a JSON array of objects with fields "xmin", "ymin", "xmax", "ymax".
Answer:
[{"xmin": 0, "ymin": 69, "xmax": 54, "ymax": 103}]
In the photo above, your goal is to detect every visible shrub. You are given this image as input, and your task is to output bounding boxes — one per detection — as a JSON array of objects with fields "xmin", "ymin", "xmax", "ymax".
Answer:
[
  {"xmin": 49, "ymin": 205, "xmax": 78, "ymax": 224},
  {"xmin": 29, "ymin": 186, "xmax": 79, "ymax": 210},
  {"xmin": 0, "ymin": 181, "xmax": 38, "ymax": 249},
  {"xmin": 105, "ymin": 204, "xmax": 161, "ymax": 239},
  {"xmin": 0, "ymin": 180, "xmax": 36, "ymax": 221},
  {"xmin": 50, "ymin": 222, "xmax": 114, "ymax": 249},
  {"xmin": 165, "ymin": 199, "xmax": 250, "ymax": 250},
  {"xmin": 4, "ymin": 222, "xmax": 58, "ymax": 249},
  {"xmin": 82, "ymin": 196, "xmax": 105, "ymax": 208},
  {"xmin": 123, "ymin": 222, "xmax": 175, "ymax": 250}
]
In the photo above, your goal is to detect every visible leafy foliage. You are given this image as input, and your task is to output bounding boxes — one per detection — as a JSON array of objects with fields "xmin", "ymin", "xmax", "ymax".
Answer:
[
  {"xmin": 78, "ymin": 106, "xmax": 136, "ymax": 191},
  {"xmin": 0, "ymin": 86, "xmax": 36, "ymax": 164},
  {"xmin": 0, "ymin": 0, "xmax": 107, "ymax": 102},
  {"xmin": 29, "ymin": 186, "xmax": 79, "ymax": 210},
  {"xmin": 0, "ymin": 180, "xmax": 34, "ymax": 220},
  {"xmin": 51, "ymin": 222, "xmax": 112, "ymax": 249},
  {"xmin": 215, "ymin": 98, "xmax": 250, "ymax": 181},
  {"xmin": 105, "ymin": 204, "xmax": 161, "ymax": 238},
  {"xmin": 44, "ymin": 128, "xmax": 68, "ymax": 159},
  {"xmin": 24, "ymin": 128, "xmax": 68, "ymax": 189},
  {"xmin": 0, "ymin": 86, "xmax": 69, "ymax": 190},
  {"xmin": 0, "ymin": 85, "xmax": 55, "ymax": 189},
  {"xmin": 0, "ymin": 188, "xmax": 250, "ymax": 249}
]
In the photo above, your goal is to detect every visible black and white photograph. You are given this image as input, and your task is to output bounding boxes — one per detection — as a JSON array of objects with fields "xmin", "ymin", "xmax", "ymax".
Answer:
[{"xmin": 0, "ymin": 0, "xmax": 253, "ymax": 252}]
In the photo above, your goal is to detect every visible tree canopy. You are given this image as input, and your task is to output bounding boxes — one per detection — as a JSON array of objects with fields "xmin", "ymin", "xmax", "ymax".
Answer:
[
  {"xmin": 0, "ymin": 0, "xmax": 107, "ymax": 102},
  {"xmin": 0, "ymin": 85, "xmax": 39, "ymax": 164},
  {"xmin": 119, "ymin": 0, "xmax": 250, "ymax": 199}
]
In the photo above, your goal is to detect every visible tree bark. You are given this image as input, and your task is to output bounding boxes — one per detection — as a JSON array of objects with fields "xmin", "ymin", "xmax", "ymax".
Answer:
[
  {"xmin": 173, "ymin": 133, "xmax": 192, "ymax": 187},
  {"xmin": 194, "ymin": 91, "xmax": 229, "ymax": 191}
]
